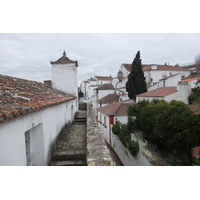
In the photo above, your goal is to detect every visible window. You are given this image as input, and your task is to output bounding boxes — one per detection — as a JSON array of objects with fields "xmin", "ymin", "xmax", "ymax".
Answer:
[{"xmin": 163, "ymin": 81, "xmax": 166, "ymax": 87}]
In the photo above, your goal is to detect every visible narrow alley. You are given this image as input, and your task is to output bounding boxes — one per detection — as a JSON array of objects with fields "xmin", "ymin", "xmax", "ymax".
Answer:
[{"xmin": 51, "ymin": 110, "xmax": 87, "ymax": 166}]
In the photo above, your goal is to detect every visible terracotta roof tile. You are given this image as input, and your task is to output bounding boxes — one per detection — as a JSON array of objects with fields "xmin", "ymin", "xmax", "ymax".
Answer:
[
  {"xmin": 97, "ymin": 102, "xmax": 135, "ymax": 116},
  {"xmin": 142, "ymin": 65, "xmax": 190, "ymax": 71},
  {"xmin": 95, "ymin": 76, "xmax": 113, "ymax": 81},
  {"xmin": 122, "ymin": 63, "xmax": 190, "ymax": 72},
  {"xmin": 136, "ymin": 87, "xmax": 178, "ymax": 97},
  {"xmin": 0, "ymin": 74, "xmax": 76, "ymax": 123},
  {"xmin": 181, "ymin": 77, "xmax": 200, "ymax": 82},
  {"xmin": 97, "ymin": 94, "xmax": 119, "ymax": 104},
  {"xmin": 96, "ymin": 84, "xmax": 115, "ymax": 90}
]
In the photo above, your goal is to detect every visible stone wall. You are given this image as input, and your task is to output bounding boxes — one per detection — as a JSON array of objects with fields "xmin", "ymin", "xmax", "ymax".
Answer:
[{"xmin": 86, "ymin": 103, "xmax": 116, "ymax": 166}]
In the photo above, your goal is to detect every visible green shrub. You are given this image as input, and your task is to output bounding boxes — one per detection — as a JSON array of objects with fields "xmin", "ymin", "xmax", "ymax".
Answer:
[
  {"xmin": 128, "ymin": 140, "xmax": 139, "ymax": 156},
  {"xmin": 192, "ymin": 158, "xmax": 200, "ymax": 166},
  {"xmin": 118, "ymin": 124, "xmax": 130, "ymax": 147},
  {"xmin": 165, "ymin": 154, "xmax": 183, "ymax": 166},
  {"xmin": 112, "ymin": 121, "xmax": 121, "ymax": 135},
  {"xmin": 188, "ymin": 87, "xmax": 200, "ymax": 104}
]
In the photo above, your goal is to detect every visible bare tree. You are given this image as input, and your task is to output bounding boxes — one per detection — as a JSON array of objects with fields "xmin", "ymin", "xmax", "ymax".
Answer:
[{"xmin": 195, "ymin": 54, "xmax": 200, "ymax": 75}]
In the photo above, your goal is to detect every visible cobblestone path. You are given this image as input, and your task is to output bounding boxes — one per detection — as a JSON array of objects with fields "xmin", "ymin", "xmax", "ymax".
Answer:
[{"xmin": 51, "ymin": 111, "xmax": 87, "ymax": 166}]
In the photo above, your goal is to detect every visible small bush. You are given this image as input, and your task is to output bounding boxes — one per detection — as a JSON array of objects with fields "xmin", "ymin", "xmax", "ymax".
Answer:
[
  {"xmin": 118, "ymin": 124, "xmax": 130, "ymax": 147},
  {"xmin": 128, "ymin": 140, "xmax": 139, "ymax": 156},
  {"xmin": 112, "ymin": 121, "xmax": 121, "ymax": 135}
]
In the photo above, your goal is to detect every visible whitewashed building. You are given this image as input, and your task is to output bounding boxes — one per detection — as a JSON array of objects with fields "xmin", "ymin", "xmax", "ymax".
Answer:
[
  {"xmin": 93, "ymin": 83, "xmax": 115, "ymax": 110},
  {"xmin": 136, "ymin": 81, "xmax": 191, "ymax": 104},
  {"xmin": 96, "ymin": 102, "xmax": 133, "ymax": 145},
  {"xmin": 0, "ymin": 51, "xmax": 78, "ymax": 166},
  {"xmin": 181, "ymin": 76, "xmax": 200, "ymax": 88}
]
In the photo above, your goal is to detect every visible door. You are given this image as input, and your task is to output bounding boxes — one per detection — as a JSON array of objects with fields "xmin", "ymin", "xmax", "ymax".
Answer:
[{"xmin": 25, "ymin": 130, "xmax": 31, "ymax": 166}]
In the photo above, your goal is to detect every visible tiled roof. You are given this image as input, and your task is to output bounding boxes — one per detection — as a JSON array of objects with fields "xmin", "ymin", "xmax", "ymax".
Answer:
[
  {"xmin": 95, "ymin": 76, "xmax": 113, "ymax": 81},
  {"xmin": 181, "ymin": 77, "xmax": 200, "ymax": 82},
  {"xmin": 0, "ymin": 74, "xmax": 76, "ymax": 123},
  {"xmin": 97, "ymin": 102, "xmax": 134, "ymax": 116},
  {"xmin": 97, "ymin": 93, "xmax": 119, "ymax": 104},
  {"xmin": 142, "ymin": 65, "xmax": 189, "ymax": 71},
  {"xmin": 50, "ymin": 51, "xmax": 78, "ymax": 66},
  {"xmin": 88, "ymin": 78, "xmax": 96, "ymax": 81},
  {"xmin": 96, "ymin": 84, "xmax": 115, "ymax": 90},
  {"xmin": 122, "ymin": 64, "xmax": 132, "ymax": 71},
  {"xmin": 122, "ymin": 63, "xmax": 190, "ymax": 72},
  {"xmin": 136, "ymin": 87, "xmax": 178, "ymax": 97}
]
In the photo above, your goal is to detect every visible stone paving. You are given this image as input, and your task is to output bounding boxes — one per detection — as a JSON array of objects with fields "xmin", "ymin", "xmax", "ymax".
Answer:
[
  {"xmin": 51, "ymin": 104, "xmax": 117, "ymax": 166},
  {"xmin": 51, "ymin": 111, "xmax": 87, "ymax": 166}
]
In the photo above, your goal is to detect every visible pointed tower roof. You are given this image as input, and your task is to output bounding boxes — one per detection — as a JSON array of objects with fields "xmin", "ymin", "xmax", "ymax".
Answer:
[{"xmin": 50, "ymin": 51, "xmax": 78, "ymax": 66}]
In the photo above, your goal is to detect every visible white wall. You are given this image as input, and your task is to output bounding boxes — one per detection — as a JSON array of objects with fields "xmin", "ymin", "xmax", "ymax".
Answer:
[
  {"xmin": 120, "ymin": 64, "xmax": 130, "ymax": 77},
  {"xmin": 158, "ymin": 74, "xmax": 180, "ymax": 88},
  {"xmin": 98, "ymin": 90, "xmax": 115, "ymax": 100},
  {"xmin": 145, "ymin": 70, "xmax": 190, "ymax": 84},
  {"xmin": 0, "ymin": 99, "xmax": 77, "ymax": 166},
  {"xmin": 52, "ymin": 63, "xmax": 78, "ymax": 97},
  {"xmin": 114, "ymin": 116, "xmax": 127, "ymax": 124},
  {"xmin": 97, "ymin": 110, "xmax": 153, "ymax": 165},
  {"xmin": 97, "ymin": 112, "xmax": 110, "ymax": 143},
  {"xmin": 111, "ymin": 134, "xmax": 152, "ymax": 166}
]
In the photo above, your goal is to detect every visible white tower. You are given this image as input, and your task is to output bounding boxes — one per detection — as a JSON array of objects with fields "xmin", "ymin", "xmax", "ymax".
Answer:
[{"xmin": 50, "ymin": 51, "xmax": 78, "ymax": 97}]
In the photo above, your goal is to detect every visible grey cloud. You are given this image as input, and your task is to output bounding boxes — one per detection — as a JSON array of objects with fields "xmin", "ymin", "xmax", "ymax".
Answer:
[{"xmin": 0, "ymin": 33, "xmax": 200, "ymax": 86}]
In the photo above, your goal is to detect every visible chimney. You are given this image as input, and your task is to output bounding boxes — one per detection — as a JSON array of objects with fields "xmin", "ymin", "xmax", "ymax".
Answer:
[
  {"xmin": 151, "ymin": 64, "xmax": 157, "ymax": 70},
  {"xmin": 177, "ymin": 81, "xmax": 191, "ymax": 104}
]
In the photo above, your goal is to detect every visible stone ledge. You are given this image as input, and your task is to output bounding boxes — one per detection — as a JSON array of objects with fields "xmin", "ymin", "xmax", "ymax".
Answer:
[{"xmin": 86, "ymin": 103, "xmax": 116, "ymax": 166}]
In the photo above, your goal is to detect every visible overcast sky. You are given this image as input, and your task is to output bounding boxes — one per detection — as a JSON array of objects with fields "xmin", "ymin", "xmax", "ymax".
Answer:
[
  {"xmin": 0, "ymin": 33, "xmax": 199, "ymax": 85},
  {"xmin": 1, "ymin": 1, "xmax": 200, "ymax": 86}
]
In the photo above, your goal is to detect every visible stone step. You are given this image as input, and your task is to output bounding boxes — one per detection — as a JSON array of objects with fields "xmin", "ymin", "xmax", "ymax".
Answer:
[
  {"xmin": 74, "ymin": 122, "xmax": 86, "ymax": 125},
  {"xmin": 52, "ymin": 149, "xmax": 86, "ymax": 161},
  {"xmin": 75, "ymin": 118, "xmax": 86, "ymax": 121},
  {"xmin": 51, "ymin": 160, "xmax": 86, "ymax": 166},
  {"xmin": 74, "ymin": 118, "xmax": 86, "ymax": 125}
]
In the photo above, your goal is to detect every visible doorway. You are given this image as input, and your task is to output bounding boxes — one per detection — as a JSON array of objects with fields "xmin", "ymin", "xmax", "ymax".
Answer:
[{"xmin": 24, "ymin": 124, "xmax": 45, "ymax": 166}]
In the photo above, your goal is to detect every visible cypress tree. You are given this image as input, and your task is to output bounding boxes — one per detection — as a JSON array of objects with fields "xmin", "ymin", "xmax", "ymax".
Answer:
[{"xmin": 126, "ymin": 51, "xmax": 147, "ymax": 101}]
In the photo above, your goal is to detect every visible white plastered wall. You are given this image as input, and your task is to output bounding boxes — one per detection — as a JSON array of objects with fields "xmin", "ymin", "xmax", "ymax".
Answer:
[{"xmin": 0, "ymin": 99, "xmax": 77, "ymax": 166}]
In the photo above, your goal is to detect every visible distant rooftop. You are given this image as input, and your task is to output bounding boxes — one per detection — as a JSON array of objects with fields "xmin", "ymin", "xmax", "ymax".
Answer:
[
  {"xmin": 181, "ymin": 76, "xmax": 200, "ymax": 82},
  {"xmin": 96, "ymin": 84, "xmax": 115, "ymax": 90},
  {"xmin": 122, "ymin": 63, "xmax": 190, "ymax": 72},
  {"xmin": 95, "ymin": 76, "xmax": 113, "ymax": 81},
  {"xmin": 136, "ymin": 87, "xmax": 178, "ymax": 97},
  {"xmin": 97, "ymin": 102, "xmax": 134, "ymax": 116},
  {"xmin": 97, "ymin": 93, "xmax": 119, "ymax": 104}
]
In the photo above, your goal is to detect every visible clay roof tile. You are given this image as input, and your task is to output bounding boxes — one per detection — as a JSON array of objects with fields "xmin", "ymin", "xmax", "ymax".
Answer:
[{"xmin": 0, "ymin": 74, "xmax": 76, "ymax": 123}]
